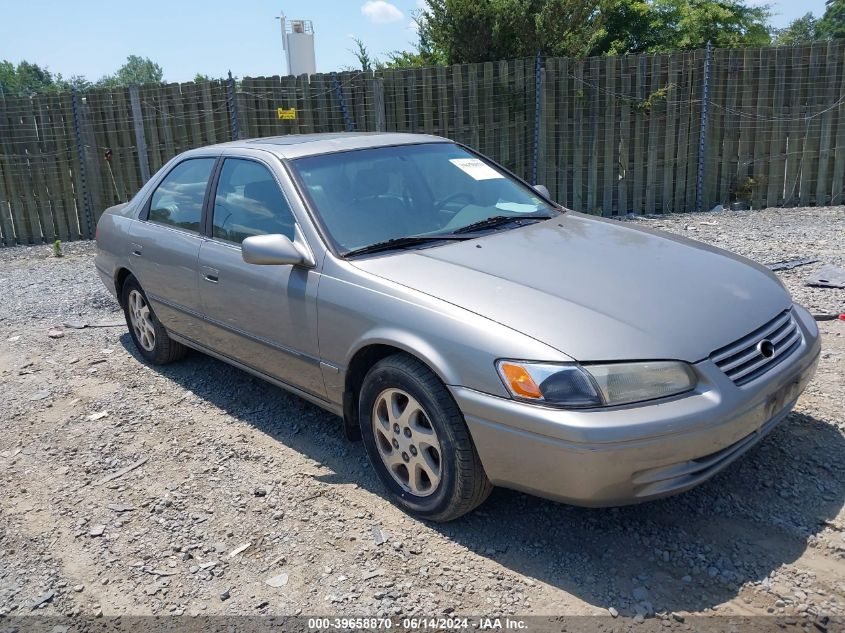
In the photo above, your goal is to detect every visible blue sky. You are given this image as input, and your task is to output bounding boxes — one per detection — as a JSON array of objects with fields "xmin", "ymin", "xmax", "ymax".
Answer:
[{"xmin": 0, "ymin": 0, "xmax": 829, "ymax": 83}]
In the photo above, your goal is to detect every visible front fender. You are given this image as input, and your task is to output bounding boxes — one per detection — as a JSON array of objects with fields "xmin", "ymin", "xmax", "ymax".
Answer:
[
  {"xmin": 345, "ymin": 327, "xmax": 463, "ymax": 387},
  {"xmin": 317, "ymin": 258, "xmax": 571, "ymax": 407}
]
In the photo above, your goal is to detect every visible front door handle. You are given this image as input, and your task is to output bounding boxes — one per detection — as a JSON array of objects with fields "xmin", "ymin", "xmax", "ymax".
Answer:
[{"xmin": 201, "ymin": 266, "xmax": 219, "ymax": 283}]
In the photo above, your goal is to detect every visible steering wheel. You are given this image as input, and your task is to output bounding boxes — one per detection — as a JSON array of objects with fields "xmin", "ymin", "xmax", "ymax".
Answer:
[{"xmin": 435, "ymin": 191, "xmax": 474, "ymax": 211}]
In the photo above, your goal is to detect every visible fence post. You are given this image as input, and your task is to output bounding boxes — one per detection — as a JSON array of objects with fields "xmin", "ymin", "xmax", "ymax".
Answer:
[
  {"xmin": 71, "ymin": 88, "xmax": 95, "ymax": 239},
  {"xmin": 227, "ymin": 71, "xmax": 241, "ymax": 141},
  {"xmin": 0, "ymin": 91, "xmax": 13, "ymax": 246},
  {"xmin": 695, "ymin": 41, "xmax": 713, "ymax": 213},
  {"xmin": 128, "ymin": 85, "xmax": 151, "ymax": 184},
  {"xmin": 331, "ymin": 72, "xmax": 356, "ymax": 132},
  {"xmin": 372, "ymin": 75, "xmax": 386, "ymax": 132},
  {"xmin": 532, "ymin": 52, "xmax": 544, "ymax": 186}
]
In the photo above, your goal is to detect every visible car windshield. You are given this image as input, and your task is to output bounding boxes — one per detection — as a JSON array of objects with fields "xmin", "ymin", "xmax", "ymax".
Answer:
[{"xmin": 290, "ymin": 143, "xmax": 557, "ymax": 254}]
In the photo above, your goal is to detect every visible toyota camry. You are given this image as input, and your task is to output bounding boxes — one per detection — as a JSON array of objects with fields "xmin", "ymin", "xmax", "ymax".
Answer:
[{"xmin": 95, "ymin": 133, "xmax": 820, "ymax": 521}]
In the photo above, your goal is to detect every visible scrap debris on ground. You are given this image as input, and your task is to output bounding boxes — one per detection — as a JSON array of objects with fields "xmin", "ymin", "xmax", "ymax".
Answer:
[
  {"xmin": 806, "ymin": 265, "xmax": 845, "ymax": 290},
  {"xmin": 0, "ymin": 205, "xmax": 843, "ymax": 625},
  {"xmin": 765, "ymin": 257, "xmax": 818, "ymax": 272}
]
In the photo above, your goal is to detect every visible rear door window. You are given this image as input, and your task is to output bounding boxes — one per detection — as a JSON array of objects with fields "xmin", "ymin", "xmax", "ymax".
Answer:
[{"xmin": 148, "ymin": 158, "xmax": 216, "ymax": 233}]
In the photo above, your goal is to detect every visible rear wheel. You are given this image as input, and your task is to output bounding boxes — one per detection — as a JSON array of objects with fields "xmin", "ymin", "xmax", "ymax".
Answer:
[
  {"xmin": 121, "ymin": 275, "xmax": 187, "ymax": 365},
  {"xmin": 359, "ymin": 353, "xmax": 492, "ymax": 521}
]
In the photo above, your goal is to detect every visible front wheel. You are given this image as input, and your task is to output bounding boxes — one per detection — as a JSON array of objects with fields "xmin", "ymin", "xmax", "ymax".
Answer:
[{"xmin": 359, "ymin": 354, "xmax": 492, "ymax": 521}]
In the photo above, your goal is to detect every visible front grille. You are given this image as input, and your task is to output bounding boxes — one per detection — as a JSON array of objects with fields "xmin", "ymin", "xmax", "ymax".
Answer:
[{"xmin": 711, "ymin": 309, "xmax": 801, "ymax": 386}]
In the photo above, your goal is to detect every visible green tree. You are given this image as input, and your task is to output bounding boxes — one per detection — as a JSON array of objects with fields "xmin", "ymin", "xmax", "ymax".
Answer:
[
  {"xmin": 406, "ymin": 0, "xmax": 772, "ymax": 64},
  {"xmin": 0, "ymin": 59, "xmax": 59, "ymax": 95},
  {"xmin": 193, "ymin": 73, "xmax": 225, "ymax": 82},
  {"xmin": 98, "ymin": 55, "xmax": 164, "ymax": 87},
  {"xmin": 819, "ymin": 0, "xmax": 845, "ymax": 38},
  {"xmin": 383, "ymin": 12, "xmax": 447, "ymax": 68},
  {"xmin": 14, "ymin": 61, "xmax": 55, "ymax": 92},
  {"xmin": 350, "ymin": 37, "xmax": 379, "ymax": 71},
  {"xmin": 417, "ymin": 0, "xmax": 607, "ymax": 64},
  {"xmin": 383, "ymin": 49, "xmax": 440, "ymax": 68},
  {"xmin": 653, "ymin": 0, "xmax": 771, "ymax": 50},
  {"xmin": 601, "ymin": 0, "xmax": 772, "ymax": 52},
  {"xmin": 0, "ymin": 60, "xmax": 17, "ymax": 94},
  {"xmin": 588, "ymin": 0, "xmax": 661, "ymax": 55},
  {"xmin": 55, "ymin": 73, "xmax": 92, "ymax": 91},
  {"xmin": 774, "ymin": 13, "xmax": 820, "ymax": 45}
]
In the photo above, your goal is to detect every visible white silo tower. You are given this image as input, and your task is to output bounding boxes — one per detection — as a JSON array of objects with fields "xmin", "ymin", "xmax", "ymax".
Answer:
[{"xmin": 279, "ymin": 13, "xmax": 316, "ymax": 77}]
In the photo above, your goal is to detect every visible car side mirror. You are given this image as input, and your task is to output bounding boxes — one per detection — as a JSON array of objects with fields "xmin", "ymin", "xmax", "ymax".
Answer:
[
  {"xmin": 242, "ymin": 234, "xmax": 305, "ymax": 266},
  {"xmin": 533, "ymin": 184, "xmax": 551, "ymax": 199}
]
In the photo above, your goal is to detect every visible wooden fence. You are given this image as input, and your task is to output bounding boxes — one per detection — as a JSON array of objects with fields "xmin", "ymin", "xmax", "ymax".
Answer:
[{"xmin": 0, "ymin": 41, "xmax": 843, "ymax": 246}]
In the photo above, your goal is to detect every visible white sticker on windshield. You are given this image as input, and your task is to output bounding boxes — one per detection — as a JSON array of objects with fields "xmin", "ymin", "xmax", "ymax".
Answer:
[
  {"xmin": 449, "ymin": 158, "xmax": 504, "ymax": 181},
  {"xmin": 496, "ymin": 202, "xmax": 539, "ymax": 213}
]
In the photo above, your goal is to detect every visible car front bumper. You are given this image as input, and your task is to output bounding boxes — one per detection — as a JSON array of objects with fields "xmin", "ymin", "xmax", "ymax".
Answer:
[{"xmin": 451, "ymin": 305, "xmax": 821, "ymax": 507}]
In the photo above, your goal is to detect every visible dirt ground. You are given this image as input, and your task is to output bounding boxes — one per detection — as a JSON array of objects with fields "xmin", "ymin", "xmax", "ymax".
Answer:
[{"xmin": 1, "ymin": 206, "xmax": 843, "ymax": 625}]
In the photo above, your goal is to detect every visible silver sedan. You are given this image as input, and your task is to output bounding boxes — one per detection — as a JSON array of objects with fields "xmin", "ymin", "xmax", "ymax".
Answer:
[{"xmin": 95, "ymin": 133, "xmax": 820, "ymax": 521}]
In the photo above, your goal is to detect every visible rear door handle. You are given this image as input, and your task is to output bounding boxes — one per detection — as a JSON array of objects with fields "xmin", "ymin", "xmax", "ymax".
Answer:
[
  {"xmin": 201, "ymin": 266, "xmax": 219, "ymax": 283},
  {"xmin": 130, "ymin": 243, "xmax": 143, "ymax": 257}
]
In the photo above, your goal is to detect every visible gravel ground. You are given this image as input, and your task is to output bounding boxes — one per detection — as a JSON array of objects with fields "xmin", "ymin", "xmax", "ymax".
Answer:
[{"xmin": 0, "ymin": 206, "xmax": 843, "ymax": 625}]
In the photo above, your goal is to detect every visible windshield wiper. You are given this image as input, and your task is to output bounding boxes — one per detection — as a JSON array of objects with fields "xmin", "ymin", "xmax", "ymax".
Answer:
[
  {"xmin": 343, "ymin": 234, "xmax": 470, "ymax": 258},
  {"xmin": 449, "ymin": 214, "xmax": 552, "ymax": 234},
  {"xmin": 343, "ymin": 214, "xmax": 552, "ymax": 257}
]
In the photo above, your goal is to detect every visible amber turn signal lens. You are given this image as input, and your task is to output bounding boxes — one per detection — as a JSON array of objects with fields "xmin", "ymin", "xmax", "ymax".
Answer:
[{"xmin": 499, "ymin": 362, "xmax": 543, "ymax": 399}]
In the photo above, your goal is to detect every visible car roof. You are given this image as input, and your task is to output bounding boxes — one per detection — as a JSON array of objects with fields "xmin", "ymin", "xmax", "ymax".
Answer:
[{"xmin": 206, "ymin": 132, "xmax": 450, "ymax": 160}]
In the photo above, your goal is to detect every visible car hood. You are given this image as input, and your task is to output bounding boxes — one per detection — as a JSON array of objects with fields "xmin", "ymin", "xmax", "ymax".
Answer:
[{"xmin": 350, "ymin": 212, "xmax": 792, "ymax": 362}]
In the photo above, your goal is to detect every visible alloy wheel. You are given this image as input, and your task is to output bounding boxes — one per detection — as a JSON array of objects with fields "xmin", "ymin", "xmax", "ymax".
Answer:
[
  {"xmin": 372, "ymin": 388, "xmax": 443, "ymax": 497},
  {"xmin": 127, "ymin": 289, "xmax": 156, "ymax": 352}
]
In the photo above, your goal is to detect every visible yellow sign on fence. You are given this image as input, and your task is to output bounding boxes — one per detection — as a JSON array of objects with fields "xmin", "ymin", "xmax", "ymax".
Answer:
[{"xmin": 277, "ymin": 107, "xmax": 297, "ymax": 120}]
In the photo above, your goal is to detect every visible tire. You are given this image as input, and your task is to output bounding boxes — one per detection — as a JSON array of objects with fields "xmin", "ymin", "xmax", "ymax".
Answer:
[
  {"xmin": 359, "ymin": 353, "xmax": 492, "ymax": 522},
  {"xmin": 121, "ymin": 275, "xmax": 187, "ymax": 365}
]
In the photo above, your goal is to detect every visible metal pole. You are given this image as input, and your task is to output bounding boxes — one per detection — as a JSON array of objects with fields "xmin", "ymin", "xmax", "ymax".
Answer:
[
  {"xmin": 331, "ymin": 72, "xmax": 356, "ymax": 132},
  {"xmin": 227, "ymin": 71, "xmax": 241, "ymax": 141},
  {"xmin": 71, "ymin": 88, "xmax": 95, "ymax": 239},
  {"xmin": 532, "ymin": 51, "xmax": 543, "ymax": 186},
  {"xmin": 695, "ymin": 41, "xmax": 713, "ymax": 213},
  {"xmin": 128, "ymin": 85, "xmax": 151, "ymax": 184}
]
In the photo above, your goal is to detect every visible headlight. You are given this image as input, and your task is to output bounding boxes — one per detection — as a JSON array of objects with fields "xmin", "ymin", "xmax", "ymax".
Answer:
[{"xmin": 496, "ymin": 360, "xmax": 696, "ymax": 407}]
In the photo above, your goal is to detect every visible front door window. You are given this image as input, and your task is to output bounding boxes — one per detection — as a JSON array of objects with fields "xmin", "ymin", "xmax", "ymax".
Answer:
[{"xmin": 212, "ymin": 159, "xmax": 296, "ymax": 244}]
